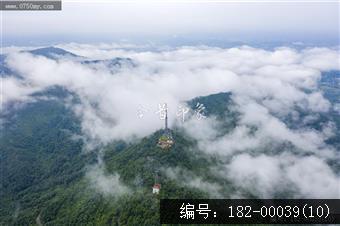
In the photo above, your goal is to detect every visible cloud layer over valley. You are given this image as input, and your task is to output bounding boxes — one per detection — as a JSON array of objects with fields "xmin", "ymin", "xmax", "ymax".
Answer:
[{"xmin": 2, "ymin": 44, "xmax": 339, "ymax": 198}]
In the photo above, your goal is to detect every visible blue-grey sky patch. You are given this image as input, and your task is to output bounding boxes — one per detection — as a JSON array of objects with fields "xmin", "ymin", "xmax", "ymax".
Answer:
[{"xmin": 2, "ymin": 1, "xmax": 339, "ymax": 45}]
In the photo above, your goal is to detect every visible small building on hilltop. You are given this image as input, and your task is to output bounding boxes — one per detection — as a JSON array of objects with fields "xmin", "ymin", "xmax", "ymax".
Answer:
[{"xmin": 152, "ymin": 183, "xmax": 161, "ymax": 194}]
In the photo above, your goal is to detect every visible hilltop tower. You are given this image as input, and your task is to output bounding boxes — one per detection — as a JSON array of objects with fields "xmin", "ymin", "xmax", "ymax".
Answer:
[
  {"xmin": 157, "ymin": 103, "xmax": 174, "ymax": 149},
  {"xmin": 165, "ymin": 107, "xmax": 168, "ymax": 131},
  {"xmin": 164, "ymin": 106, "xmax": 172, "ymax": 137}
]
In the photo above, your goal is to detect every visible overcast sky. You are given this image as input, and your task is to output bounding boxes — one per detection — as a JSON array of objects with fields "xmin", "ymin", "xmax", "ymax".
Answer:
[{"xmin": 2, "ymin": 1, "xmax": 339, "ymax": 45}]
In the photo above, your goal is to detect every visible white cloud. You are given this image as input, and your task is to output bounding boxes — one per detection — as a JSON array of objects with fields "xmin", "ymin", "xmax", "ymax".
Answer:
[
  {"xmin": 3, "ymin": 44, "xmax": 339, "ymax": 198},
  {"xmin": 164, "ymin": 167, "xmax": 223, "ymax": 198},
  {"xmin": 302, "ymin": 47, "xmax": 340, "ymax": 71},
  {"xmin": 226, "ymin": 154, "xmax": 340, "ymax": 198},
  {"xmin": 86, "ymin": 160, "xmax": 130, "ymax": 196},
  {"xmin": 227, "ymin": 154, "xmax": 284, "ymax": 198}
]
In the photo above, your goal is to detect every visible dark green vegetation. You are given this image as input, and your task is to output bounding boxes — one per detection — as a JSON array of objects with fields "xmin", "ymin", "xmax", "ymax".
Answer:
[
  {"xmin": 0, "ymin": 88, "xmax": 236, "ymax": 225},
  {"xmin": 0, "ymin": 71, "xmax": 339, "ymax": 225}
]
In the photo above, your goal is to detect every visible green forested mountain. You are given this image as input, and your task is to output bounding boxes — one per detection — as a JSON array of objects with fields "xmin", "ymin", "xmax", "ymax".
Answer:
[
  {"xmin": 0, "ymin": 70, "xmax": 339, "ymax": 225},
  {"xmin": 0, "ymin": 89, "xmax": 236, "ymax": 225}
]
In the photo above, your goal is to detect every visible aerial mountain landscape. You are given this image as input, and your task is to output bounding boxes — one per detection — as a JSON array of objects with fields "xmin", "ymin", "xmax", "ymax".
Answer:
[
  {"xmin": 2, "ymin": 1, "xmax": 340, "ymax": 225},
  {"xmin": 0, "ymin": 44, "xmax": 339, "ymax": 225}
]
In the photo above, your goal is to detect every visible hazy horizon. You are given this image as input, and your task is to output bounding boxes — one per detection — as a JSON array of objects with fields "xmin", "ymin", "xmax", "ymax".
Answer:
[{"xmin": 2, "ymin": 1, "xmax": 339, "ymax": 46}]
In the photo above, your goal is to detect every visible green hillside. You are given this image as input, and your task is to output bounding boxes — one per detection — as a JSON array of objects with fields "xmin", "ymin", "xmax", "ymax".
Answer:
[
  {"xmin": 1, "ymin": 77, "xmax": 339, "ymax": 225},
  {"xmin": 0, "ymin": 90, "xmax": 236, "ymax": 225}
]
